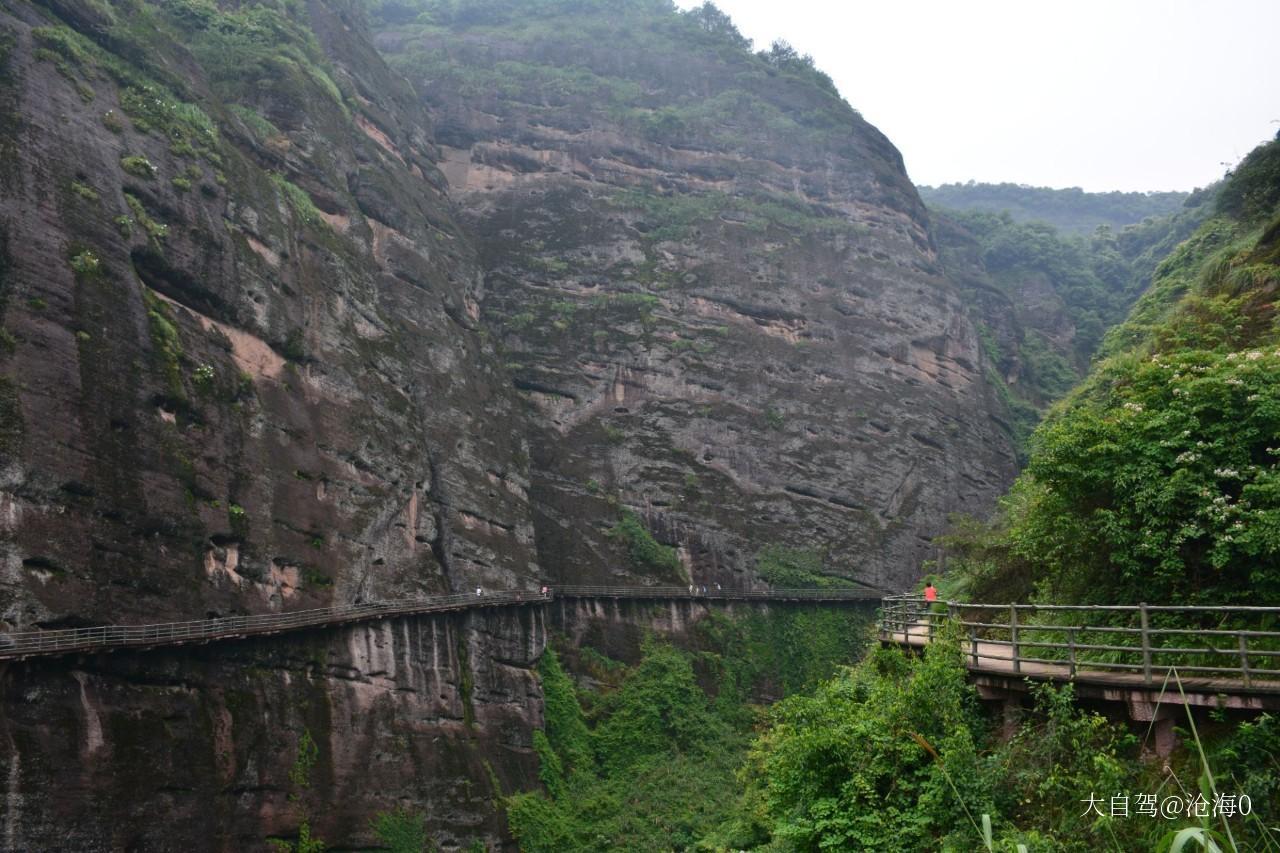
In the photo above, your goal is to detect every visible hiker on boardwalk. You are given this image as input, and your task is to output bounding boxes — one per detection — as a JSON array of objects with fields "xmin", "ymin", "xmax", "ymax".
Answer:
[{"xmin": 924, "ymin": 582, "xmax": 938, "ymax": 603}]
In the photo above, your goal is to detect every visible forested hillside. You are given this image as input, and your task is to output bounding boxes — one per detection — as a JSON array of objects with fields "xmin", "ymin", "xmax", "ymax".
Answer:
[
  {"xmin": 920, "ymin": 182, "xmax": 1193, "ymax": 235},
  {"xmin": 944, "ymin": 136, "xmax": 1280, "ymax": 607},
  {"xmin": 933, "ymin": 193, "xmax": 1212, "ymax": 448}
]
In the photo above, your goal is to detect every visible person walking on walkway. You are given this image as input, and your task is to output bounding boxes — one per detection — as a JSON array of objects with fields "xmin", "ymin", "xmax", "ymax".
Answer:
[{"xmin": 924, "ymin": 582, "xmax": 938, "ymax": 604}]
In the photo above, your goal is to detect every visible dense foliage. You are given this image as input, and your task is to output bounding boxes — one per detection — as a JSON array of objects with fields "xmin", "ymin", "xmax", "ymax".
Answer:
[
  {"xmin": 516, "ymin": 629, "xmax": 1280, "ymax": 851},
  {"xmin": 742, "ymin": 635, "xmax": 1280, "ymax": 851},
  {"xmin": 943, "ymin": 138, "xmax": 1280, "ymax": 607},
  {"xmin": 368, "ymin": 0, "xmax": 887, "ymax": 173},
  {"xmin": 506, "ymin": 606, "xmax": 871, "ymax": 851},
  {"xmin": 919, "ymin": 183, "xmax": 1189, "ymax": 236}
]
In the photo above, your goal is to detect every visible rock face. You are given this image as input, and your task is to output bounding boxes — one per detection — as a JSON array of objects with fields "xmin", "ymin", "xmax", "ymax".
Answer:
[
  {"xmin": 0, "ymin": 0, "xmax": 543, "ymax": 847},
  {"xmin": 0, "ymin": 0, "xmax": 1021, "ymax": 847},
  {"xmin": 0, "ymin": 606, "xmax": 546, "ymax": 850},
  {"xmin": 372, "ymin": 2, "xmax": 1019, "ymax": 591},
  {"xmin": 0, "ymin": 0, "xmax": 538, "ymax": 627}
]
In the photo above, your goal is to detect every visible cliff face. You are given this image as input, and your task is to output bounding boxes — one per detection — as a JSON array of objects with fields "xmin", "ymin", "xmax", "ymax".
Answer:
[
  {"xmin": 0, "ymin": 0, "xmax": 539, "ymax": 629},
  {"xmin": 0, "ymin": 0, "xmax": 1024, "ymax": 847},
  {"xmin": 372, "ymin": 1, "xmax": 1019, "ymax": 592},
  {"xmin": 1, "ymin": 607, "xmax": 546, "ymax": 850},
  {"xmin": 0, "ymin": 0, "xmax": 543, "ymax": 846}
]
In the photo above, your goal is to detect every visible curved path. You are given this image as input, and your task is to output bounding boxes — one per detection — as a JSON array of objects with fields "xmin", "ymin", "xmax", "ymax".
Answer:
[
  {"xmin": 879, "ymin": 595, "xmax": 1280, "ymax": 703},
  {"xmin": 0, "ymin": 584, "xmax": 882, "ymax": 661}
]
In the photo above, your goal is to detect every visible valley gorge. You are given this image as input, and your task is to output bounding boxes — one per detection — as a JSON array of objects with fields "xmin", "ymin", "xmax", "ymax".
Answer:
[{"xmin": 0, "ymin": 0, "xmax": 1215, "ymax": 849}]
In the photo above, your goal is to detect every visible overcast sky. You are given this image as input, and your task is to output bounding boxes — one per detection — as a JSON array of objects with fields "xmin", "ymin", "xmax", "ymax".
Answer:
[{"xmin": 673, "ymin": 0, "xmax": 1280, "ymax": 192}]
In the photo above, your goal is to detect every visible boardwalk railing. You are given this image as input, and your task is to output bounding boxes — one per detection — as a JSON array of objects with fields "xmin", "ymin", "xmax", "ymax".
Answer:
[
  {"xmin": 555, "ymin": 585, "xmax": 881, "ymax": 602},
  {"xmin": 879, "ymin": 594, "xmax": 1280, "ymax": 687},
  {"xmin": 0, "ymin": 590, "xmax": 550, "ymax": 661},
  {"xmin": 0, "ymin": 585, "xmax": 881, "ymax": 661}
]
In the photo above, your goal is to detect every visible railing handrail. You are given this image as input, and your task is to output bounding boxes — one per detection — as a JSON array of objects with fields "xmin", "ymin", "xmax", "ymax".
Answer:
[
  {"xmin": 877, "ymin": 593, "xmax": 1280, "ymax": 690},
  {"xmin": 0, "ymin": 585, "xmax": 882, "ymax": 660}
]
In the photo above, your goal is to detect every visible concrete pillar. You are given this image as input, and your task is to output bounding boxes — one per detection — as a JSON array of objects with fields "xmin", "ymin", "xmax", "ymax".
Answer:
[{"xmin": 1125, "ymin": 692, "xmax": 1181, "ymax": 759}]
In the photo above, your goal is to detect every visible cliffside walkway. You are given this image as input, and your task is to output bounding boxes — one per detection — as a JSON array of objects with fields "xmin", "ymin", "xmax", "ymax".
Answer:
[
  {"xmin": 0, "ymin": 584, "xmax": 881, "ymax": 661},
  {"xmin": 877, "ymin": 594, "xmax": 1280, "ymax": 728}
]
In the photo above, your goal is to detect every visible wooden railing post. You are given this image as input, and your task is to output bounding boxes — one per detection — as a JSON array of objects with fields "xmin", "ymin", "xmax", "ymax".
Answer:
[
  {"xmin": 1139, "ymin": 602, "xmax": 1152, "ymax": 686},
  {"xmin": 1239, "ymin": 634, "xmax": 1252, "ymax": 687},
  {"xmin": 1067, "ymin": 627, "xmax": 1076, "ymax": 677},
  {"xmin": 1010, "ymin": 605, "xmax": 1020, "ymax": 674},
  {"xmin": 969, "ymin": 624, "xmax": 978, "ymax": 670}
]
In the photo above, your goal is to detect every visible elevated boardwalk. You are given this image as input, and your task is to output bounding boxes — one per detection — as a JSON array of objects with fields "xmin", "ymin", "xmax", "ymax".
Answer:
[
  {"xmin": 0, "ymin": 584, "xmax": 880, "ymax": 662},
  {"xmin": 878, "ymin": 595, "xmax": 1280, "ymax": 751}
]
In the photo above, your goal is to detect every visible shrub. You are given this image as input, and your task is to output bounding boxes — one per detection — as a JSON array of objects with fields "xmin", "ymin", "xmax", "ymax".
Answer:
[
  {"xmin": 120, "ymin": 155, "xmax": 156, "ymax": 178},
  {"xmin": 607, "ymin": 509, "xmax": 683, "ymax": 580}
]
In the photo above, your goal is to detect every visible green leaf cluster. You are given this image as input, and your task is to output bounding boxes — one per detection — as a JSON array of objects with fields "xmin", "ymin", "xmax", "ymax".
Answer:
[{"xmin": 606, "ymin": 509, "xmax": 684, "ymax": 581}]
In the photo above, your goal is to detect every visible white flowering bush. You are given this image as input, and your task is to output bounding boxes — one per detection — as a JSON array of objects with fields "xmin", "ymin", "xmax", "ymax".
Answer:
[{"xmin": 1014, "ymin": 346, "xmax": 1280, "ymax": 604}]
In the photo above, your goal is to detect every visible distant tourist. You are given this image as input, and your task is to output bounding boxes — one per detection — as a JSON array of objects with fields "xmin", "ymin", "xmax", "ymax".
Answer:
[
  {"xmin": 476, "ymin": 586, "xmax": 483, "ymax": 596},
  {"xmin": 924, "ymin": 582, "xmax": 938, "ymax": 603}
]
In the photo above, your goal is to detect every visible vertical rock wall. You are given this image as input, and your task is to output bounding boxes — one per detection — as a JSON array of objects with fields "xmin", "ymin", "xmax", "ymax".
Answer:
[{"xmin": 0, "ymin": 606, "xmax": 546, "ymax": 850}]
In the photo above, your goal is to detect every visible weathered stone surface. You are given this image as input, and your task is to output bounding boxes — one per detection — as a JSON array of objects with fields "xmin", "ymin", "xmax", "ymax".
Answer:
[
  {"xmin": 0, "ymin": 1, "xmax": 541, "ymax": 848},
  {"xmin": 0, "ymin": 0, "xmax": 538, "ymax": 632},
  {"xmin": 374, "ymin": 6, "xmax": 1019, "ymax": 592},
  {"xmin": 0, "ymin": 606, "xmax": 545, "ymax": 850}
]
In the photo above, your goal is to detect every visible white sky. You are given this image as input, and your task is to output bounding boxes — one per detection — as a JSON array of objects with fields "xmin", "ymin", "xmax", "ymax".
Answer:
[{"xmin": 673, "ymin": 0, "xmax": 1280, "ymax": 192}]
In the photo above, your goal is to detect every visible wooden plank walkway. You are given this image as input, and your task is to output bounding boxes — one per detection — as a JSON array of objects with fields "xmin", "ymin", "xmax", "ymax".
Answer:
[
  {"xmin": 885, "ymin": 620, "xmax": 1280, "ymax": 697},
  {"xmin": 879, "ymin": 595, "xmax": 1280, "ymax": 701},
  {"xmin": 0, "ymin": 584, "xmax": 881, "ymax": 662}
]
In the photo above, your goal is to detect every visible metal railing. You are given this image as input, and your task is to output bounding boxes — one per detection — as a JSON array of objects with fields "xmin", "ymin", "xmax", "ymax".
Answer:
[
  {"xmin": 555, "ymin": 585, "xmax": 882, "ymax": 602},
  {"xmin": 879, "ymin": 594, "xmax": 1280, "ymax": 688},
  {"xmin": 0, "ymin": 585, "xmax": 882, "ymax": 661},
  {"xmin": 0, "ymin": 589, "xmax": 550, "ymax": 661}
]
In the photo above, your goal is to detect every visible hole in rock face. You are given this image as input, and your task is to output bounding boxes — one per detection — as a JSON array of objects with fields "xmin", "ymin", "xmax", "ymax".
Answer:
[
  {"xmin": 209, "ymin": 533, "xmax": 241, "ymax": 547},
  {"xmin": 23, "ymin": 556, "xmax": 62, "ymax": 572}
]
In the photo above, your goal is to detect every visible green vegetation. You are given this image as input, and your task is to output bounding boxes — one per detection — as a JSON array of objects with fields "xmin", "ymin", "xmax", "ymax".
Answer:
[
  {"xmin": 920, "ymin": 182, "xmax": 1189, "ymax": 236},
  {"xmin": 943, "ymin": 210, "xmax": 1138, "ymax": 362},
  {"xmin": 607, "ymin": 509, "xmax": 684, "ymax": 581},
  {"xmin": 508, "ymin": 610, "xmax": 872, "ymax": 851},
  {"xmin": 371, "ymin": 808, "xmax": 430, "ymax": 853},
  {"xmin": 119, "ymin": 85, "xmax": 219, "ymax": 160},
  {"xmin": 270, "ymin": 173, "xmax": 325, "ymax": 229},
  {"xmin": 371, "ymin": 0, "xmax": 870, "ymax": 164},
  {"xmin": 935, "ymin": 187, "xmax": 1216, "ymax": 449},
  {"xmin": 125, "ymin": 193, "xmax": 168, "ymax": 245},
  {"xmin": 142, "ymin": 288, "xmax": 183, "ymax": 400},
  {"xmin": 267, "ymin": 821, "xmax": 325, "ymax": 853},
  {"xmin": 506, "ymin": 619, "xmax": 1280, "ymax": 850},
  {"xmin": 162, "ymin": 0, "xmax": 347, "ymax": 111},
  {"xmin": 68, "ymin": 249, "xmax": 102, "ymax": 279},
  {"xmin": 0, "ymin": 375, "xmax": 22, "ymax": 454},
  {"xmin": 288, "ymin": 728, "xmax": 319, "ymax": 791},
  {"xmin": 943, "ymin": 137, "xmax": 1280, "ymax": 608},
  {"xmin": 69, "ymin": 180, "xmax": 99, "ymax": 202},
  {"xmin": 1216, "ymin": 138, "xmax": 1280, "ymax": 223},
  {"xmin": 228, "ymin": 103, "xmax": 282, "ymax": 141},
  {"xmin": 754, "ymin": 544, "xmax": 854, "ymax": 589},
  {"xmin": 120, "ymin": 154, "xmax": 156, "ymax": 178},
  {"xmin": 741, "ymin": 633, "xmax": 1280, "ymax": 850},
  {"xmin": 611, "ymin": 188, "xmax": 855, "ymax": 243}
]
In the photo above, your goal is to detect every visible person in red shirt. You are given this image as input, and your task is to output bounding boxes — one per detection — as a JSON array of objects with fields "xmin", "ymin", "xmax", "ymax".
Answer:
[{"xmin": 924, "ymin": 582, "xmax": 938, "ymax": 603}]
